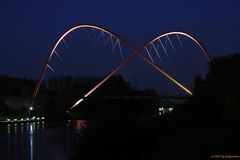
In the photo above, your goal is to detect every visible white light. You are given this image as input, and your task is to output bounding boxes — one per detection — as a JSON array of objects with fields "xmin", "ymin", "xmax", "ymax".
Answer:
[
  {"xmin": 6, "ymin": 119, "xmax": 10, "ymax": 121},
  {"xmin": 29, "ymin": 107, "xmax": 33, "ymax": 111},
  {"xmin": 158, "ymin": 107, "xmax": 164, "ymax": 111},
  {"xmin": 14, "ymin": 119, "xmax": 17, "ymax": 121},
  {"xmin": 74, "ymin": 98, "xmax": 84, "ymax": 107},
  {"xmin": 169, "ymin": 108, "xmax": 173, "ymax": 111},
  {"xmin": 31, "ymin": 116, "xmax": 35, "ymax": 120}
]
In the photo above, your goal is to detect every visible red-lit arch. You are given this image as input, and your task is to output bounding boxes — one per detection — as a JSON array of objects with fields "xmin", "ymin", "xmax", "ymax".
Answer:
[
  {"xmin": 70, "ymin": 31, "xmax": 211, "ymax": 110},
  {"xmin": 30, "ymin": 24, "xmax": 211, "ymax": 110},
  {"xmin": 32, "ymin": 24, "xmax": 127, "ymax": 99},
  {"xmin": 142, "ymin": 31, "xmax": 211, "ymax": 62}
]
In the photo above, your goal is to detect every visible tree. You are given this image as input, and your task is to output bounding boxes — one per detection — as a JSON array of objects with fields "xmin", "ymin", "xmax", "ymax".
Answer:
[
  {"xmin": 190, "ymin": 53, "xmax": 240, "ymax": 118},
  {"xmin": 0, "ymin": 97, "xmax": 9, "ymax": 113}
]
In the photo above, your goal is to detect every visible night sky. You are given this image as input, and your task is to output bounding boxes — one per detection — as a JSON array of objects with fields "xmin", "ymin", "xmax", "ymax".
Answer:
[{"xmin": 1, "ymin": 0, "xmax": 240, "ymax": 95}]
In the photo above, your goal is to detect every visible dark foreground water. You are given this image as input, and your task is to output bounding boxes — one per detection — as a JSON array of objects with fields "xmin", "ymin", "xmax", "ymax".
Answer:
[{"xmin": 1, "ymin": 116, "xmax": 240, "ymax": 160}]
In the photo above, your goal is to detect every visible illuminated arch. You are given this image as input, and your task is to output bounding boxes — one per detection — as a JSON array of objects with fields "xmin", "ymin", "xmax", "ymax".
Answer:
[
  {"xmin": 32, "ymin": 24, "xmax": 128, "ymax": 99},
  {"xmin": 127, "ymin": 31, "xmax": 211, "ymax": 99},
  {"xmin": 141, "ymin": 31, "xmax": 211, "ymax": 62},
  {"xmin": 70, "ymin": 31, "xmax": 211, "ymax": 110},
  {"xmin": 31, "ymin": 24, "xmax": 211, "ymax": 110}
]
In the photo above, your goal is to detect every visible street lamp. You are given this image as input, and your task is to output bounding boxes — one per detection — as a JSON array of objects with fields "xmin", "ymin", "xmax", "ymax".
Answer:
[
  {"xmin": 29, "ymin": 106, "xmax": 33, "ymax": 111},
  {"xmin": 28, "ymin": 106, "xmax": 33, "ymax": 117}
]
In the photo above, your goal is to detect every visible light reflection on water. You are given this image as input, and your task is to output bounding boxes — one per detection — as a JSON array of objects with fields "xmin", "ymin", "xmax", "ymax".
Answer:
[
  {"xmin": 0, "ymin": 118, "xmax": 157, "ymax": 160},
  {"xmin": 1, "ymin": 117, "xmax": 238, "ymax": 160},
  {"xmin": 4, "ymin": 122, "xmax": 45, "ymax": 160},
  {"xmin": 1, "ymin": 122, "xmax": 65, "ymax": 160},
  {"xmin": 0, "ymin": 120, "xmax": 91, "ymax": 160}
]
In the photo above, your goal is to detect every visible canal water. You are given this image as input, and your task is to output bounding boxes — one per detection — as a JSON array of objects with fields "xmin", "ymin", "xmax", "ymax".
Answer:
[
  {"xmin": 1, "ymin": 117, "xmax": 240, "ymax": 160},
  {"xmin": 0, "ymin": 122, "xmax": 68, "ymax": 160},
  {"xmin": 0, "ymin": 117, "xmax": 162, "ymax": 160}
]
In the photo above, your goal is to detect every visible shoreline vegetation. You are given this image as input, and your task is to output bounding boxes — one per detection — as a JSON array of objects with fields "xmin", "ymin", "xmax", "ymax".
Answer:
[{"xmin": 0, "ymin": 53, "xmax": 240, "ymax": 128}]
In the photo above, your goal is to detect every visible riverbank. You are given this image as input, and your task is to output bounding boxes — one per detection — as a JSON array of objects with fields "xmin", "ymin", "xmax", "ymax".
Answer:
[{"xmin": 0, "ymin": 116, "xmax": 45, "ymax": 124}]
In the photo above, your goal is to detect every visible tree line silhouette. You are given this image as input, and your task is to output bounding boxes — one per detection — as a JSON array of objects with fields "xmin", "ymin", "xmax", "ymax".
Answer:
[
  {"xmin": 0, "ymin": 75, "xmax": 158, "ymax": 118},
  {"xmin": 171, "ymin": 53, "xmax": 240, "ymax": 127},
  {"xmin": 1, "ymin": 53, "xmax": 240, "ymax": 121}
]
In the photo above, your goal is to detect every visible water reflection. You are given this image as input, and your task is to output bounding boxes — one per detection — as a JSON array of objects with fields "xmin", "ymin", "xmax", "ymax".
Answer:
[
  {"xmin": 69, "ymin": 118, "xmax": 157, "ymax": 160},
  {"xmin": 3, "ymin": 122, "xmax": 45, "ymax": 160},
  {"xmin": 1, "ymin": 118, "xmax": 158, "ymax": 160},
  {"xmin": 75, "ymin": 120, "xmax": 86, "ymax": 131},
  {"xmin": 29, "ymin": 123, "xmax": 33, "ymax": 160},
  {"xmin": 1, "ymin": 116, "xmax": 236, "ymax": 160}
]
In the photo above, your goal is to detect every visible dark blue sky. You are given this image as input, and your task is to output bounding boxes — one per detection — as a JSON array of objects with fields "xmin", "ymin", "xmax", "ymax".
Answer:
[{"xmin": 0, "ymin": 0, "xmax": 240, "ymax": 81}]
